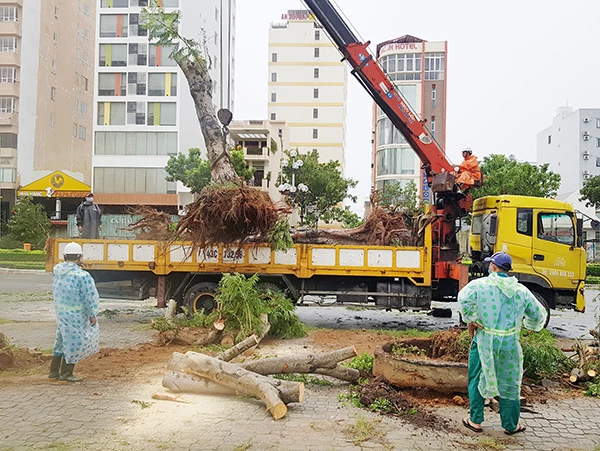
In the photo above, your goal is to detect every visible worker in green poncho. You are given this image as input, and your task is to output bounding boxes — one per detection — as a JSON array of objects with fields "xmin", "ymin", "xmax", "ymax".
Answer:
[{"xmin": 458, "ymin": 252, "xmax": 547, "ymax": 435}]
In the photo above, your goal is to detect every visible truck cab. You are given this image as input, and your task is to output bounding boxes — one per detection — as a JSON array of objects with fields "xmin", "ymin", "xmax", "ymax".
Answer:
[{"xmin": 469, "ymin": 195, "xmax": 586, "ymax": 312}]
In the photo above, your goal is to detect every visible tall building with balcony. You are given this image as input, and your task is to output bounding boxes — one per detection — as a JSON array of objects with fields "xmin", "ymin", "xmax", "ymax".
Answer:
[
  {"xmin": 268, "ymin": 9, "xmax": 347, "ymax": 170},
  {"xmin": 93, "ymin": 0, "xmax": 236, "ymax": 213},
  {"xmin": 371, "ymin": 35, "xmax": 447, "ymax": 204},
  {"xmin": 537, "ymin": 106, "xmax": 600, "ymax": 195},
  {"xmin": 0, "ymin": 0, "xmax": 95, "ymax": 224}
]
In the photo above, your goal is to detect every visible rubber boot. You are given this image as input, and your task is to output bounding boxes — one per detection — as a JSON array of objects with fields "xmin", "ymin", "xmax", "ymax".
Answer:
[
  {"xmin": 58, "ymin": 360, "xmax": 83, "ymax": 382},
  {"xmin": 48, "ymin": 355, "xmax": 62, "ymax": 379}
]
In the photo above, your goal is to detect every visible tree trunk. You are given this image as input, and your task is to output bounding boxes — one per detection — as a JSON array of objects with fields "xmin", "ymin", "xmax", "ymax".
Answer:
[
  {"xmin": 177, "ymin": 58, "xmax": 236, "ymax": 184},
  {"xmin": 239, "ymin": 346, "xmax": 357, "ymax": 375},
  {"xmin": 184, "ymin": 351, "xmax": 303, "ymax": 419}
]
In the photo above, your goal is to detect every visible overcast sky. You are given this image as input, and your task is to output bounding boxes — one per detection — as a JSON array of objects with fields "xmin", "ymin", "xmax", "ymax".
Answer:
[{"xmin": 234, "ymin": 0, "xmax": 600, "ymax": 212}]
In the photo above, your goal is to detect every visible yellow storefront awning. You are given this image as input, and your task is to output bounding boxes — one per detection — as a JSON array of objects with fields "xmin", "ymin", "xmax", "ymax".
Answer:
[{"xmin": 18, "ymin": 171, "xmax": 91, "ymax": 198}]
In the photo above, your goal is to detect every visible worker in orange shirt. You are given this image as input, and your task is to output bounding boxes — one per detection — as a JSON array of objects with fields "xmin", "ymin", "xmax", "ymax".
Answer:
[{"xmin": 455, "ymin": 147, "xmax": 482, "ymax": 191}]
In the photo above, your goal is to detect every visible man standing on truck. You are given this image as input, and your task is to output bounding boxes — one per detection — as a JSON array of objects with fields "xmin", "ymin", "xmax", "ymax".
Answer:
[
  {"xmin": 458, "ymin": 252, "xmax": 547, "ymax": 435},
  {"xmin": 48, "ymin": 242, "xmax": 100, "ymax": 382},
  {"xmin": 76, "ymin": 192, "xmax": 102, "ymax": 239}
]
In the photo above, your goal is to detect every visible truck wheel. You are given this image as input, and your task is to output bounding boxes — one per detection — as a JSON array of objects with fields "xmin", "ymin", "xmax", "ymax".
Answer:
[
  {"xmin": 533, "ymin": 292, "xmax": 551, "ymax": 328},
  {"xmin": 258, "ymin": 282, "xmax": 283, "ymax": 300},
  {"xmin": 184, "ymin": 282, "xmax": 218, "ymax": 315}
]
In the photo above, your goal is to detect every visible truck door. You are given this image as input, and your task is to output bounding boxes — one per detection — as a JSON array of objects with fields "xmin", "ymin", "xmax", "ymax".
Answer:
[{"xmin": 532, "ymin": 212, "xmax": 578, "ymax": 288}]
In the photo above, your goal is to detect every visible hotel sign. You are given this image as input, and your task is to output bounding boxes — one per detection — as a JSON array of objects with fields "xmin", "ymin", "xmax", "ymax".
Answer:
[
  {"xmin": 380, "ymin": 42, "xmax": 422, "ymax": 55},
  {"xmin": 282, "ymin": 10, "xmax": 314, "ymax": 21}
]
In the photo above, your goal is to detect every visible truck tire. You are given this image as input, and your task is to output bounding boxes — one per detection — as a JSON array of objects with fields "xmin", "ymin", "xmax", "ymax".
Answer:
[
  {"xmin": 184, "ymin": 282, "xmax": 218, "ymax": 315},
  {"xmin": 257, "ymin": 282, "xmax": 283, "ymax": 300},
  {"xmin": 533, "ymin": 292, "xmax": 551, "ymax": 328}
]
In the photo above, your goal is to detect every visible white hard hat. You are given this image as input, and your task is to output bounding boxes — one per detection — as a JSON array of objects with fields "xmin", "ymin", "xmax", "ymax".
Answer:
[
  {"xmin": 462, "ymin": 146, "xmax": 473, "ymax": 154},
  {"xmin": 63, "ymin": 242, "xmax": 83, "ymax": 257}
]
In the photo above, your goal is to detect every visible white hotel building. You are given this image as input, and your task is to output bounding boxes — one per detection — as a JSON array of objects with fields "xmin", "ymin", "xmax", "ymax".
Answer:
[
  {"xmin": 93, "ymin": 0, "xmax": 235, "ymax": 212},
  {"xmin": 267, "ymin": 10, "xmax": 347, "ymax": 169}
]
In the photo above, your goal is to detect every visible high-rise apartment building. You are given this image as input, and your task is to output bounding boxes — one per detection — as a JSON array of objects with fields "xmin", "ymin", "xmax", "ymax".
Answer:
[
  {"xmin": 93, "ymin": 0, "xmax": 236, "ymax": 212},
  {"xmin": 0, "ymin": 0, "xmax": 95, "ymax": 222},
  {"xmin": 371, "ymin": 35, "xmax": 447, "ymax": 204},
  {"xmin": 537, "ymin": 106, "xmax": 600, "ymax": 195},
  {"xmin": 268, "ymin": 10, "xmax": 346, "ymax": 169}
]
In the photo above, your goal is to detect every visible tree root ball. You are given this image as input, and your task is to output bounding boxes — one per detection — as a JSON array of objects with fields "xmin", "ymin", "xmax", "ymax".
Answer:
[{"xmin": 176, "ymin": 185, "xmax": 281, "ymax": 245}]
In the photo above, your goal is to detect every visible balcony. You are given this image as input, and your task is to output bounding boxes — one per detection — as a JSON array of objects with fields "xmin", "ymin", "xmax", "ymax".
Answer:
[
  {"xmin": 243, "ymin": 146, "xmax": 269, "ymax": 161},
  {"xmin": 0, "ymin": 52, "xmax": 19, "ymax": 67},
  {"xmin": 0, "ymin": 82, "xmax": 19, "ymax": 97},
  {"xmin": 0, "ymin": 113, "xmax": 18, "ymax": 126}
]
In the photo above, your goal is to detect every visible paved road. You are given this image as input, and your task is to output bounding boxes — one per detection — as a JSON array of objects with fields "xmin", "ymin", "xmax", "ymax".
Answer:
[{"xmin": 1, "ymin": 270, "xmax": 600, "ymax": 450}]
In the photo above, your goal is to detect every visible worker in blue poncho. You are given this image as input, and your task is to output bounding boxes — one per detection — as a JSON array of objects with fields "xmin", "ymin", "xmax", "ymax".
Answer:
[
  {"xmin": 458, "ymin": 252, "xmax": 547, "ymax": 435},
  {"xmin": 49, "ymin": 242, "xmax": 100, "ymax": 382}
]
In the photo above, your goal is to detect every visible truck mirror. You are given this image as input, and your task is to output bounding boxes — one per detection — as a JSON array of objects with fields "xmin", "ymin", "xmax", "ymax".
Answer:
[
  {"xmin": 591, "ymin": 219, "xmax": 600, "ymax": 231},
  {"xmin": 489, "ymin": 215, "xmax": 498, "ymax": 236},
  {"xmin": 577, "ymin": 218, "xmax": 584, "ymax": 236}
]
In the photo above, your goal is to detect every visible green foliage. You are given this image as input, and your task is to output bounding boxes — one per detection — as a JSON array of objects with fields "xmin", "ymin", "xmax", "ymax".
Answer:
[
  {"xmin": 142, "ymin": 2, "xmax": 206, "ymax": 67},
  {"xmin": 391, "ymin": 344, "xmax": 426, "ymax": 357},
  {"xmin": 273, "ymin": 373, "xmax": 333, "ymax": 386},
  {"xmin": 521, "ymin": 329, "xmax": 574, "ymax": 379},
  {"xmin": 7, "ymin": 197, "xmax": 51, "ymax": 249},
  {"xmin": 270, "ymin": 138, "xmax": 278, "ymax": 154},
  {"xmin": 338, "ymin": 390, "xmax": 364, "ymax": 408},
  {"xmin": 471, "ymin": 154, "xmax": 561, "ymax": 200},
  {"xmin": 343, "ymin": 353, "xmax": 374, "ymax": 375},
  {"xmin": 165, "ymin": 148, "xmax": 211, "ymax": 194},
  {"xmin": 584, "ymin": 380, "xmax": 600, "ymax": 397},
  {"xmin": 267, "ymin": 218, "xmax": 294, "ymax": 252},
  {"xmin": 332, "ymin": 207, "xmax": 363, "ymax": 229},
  {"xmin": 263, "ymin": 290, "xmax": 307, "ymax": 339},
  {"xmin": 0, "ymin": 234, "xmax": 21, "ymax": 249},
  {"xmin": 379, "ymin": 180, "xmax": 422, "ymax": 215},
  {"xmin": 369, "ymin": 398, "xmax": 392, "ymax": 413},
  {"xmin": 587, "ymin": 264, "xmax": 600, "ymax": 277},
  {"xmin": 0, "ymin": 249, "xmax": 46, "ymax": 261},
  {"xmin": 277, "ymin": 149, "xmax": 358, "ymax": 227},
  {"xmin": 580, "ymin": 175, "xmax": 600, "ymax": 209},
  {"xmin": 230, "ymin": 146, "xmax": 256, "ymax": 181}
]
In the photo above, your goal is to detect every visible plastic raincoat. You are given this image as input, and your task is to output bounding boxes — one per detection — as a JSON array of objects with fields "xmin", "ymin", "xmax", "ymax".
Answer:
[
  {"xmin": 458, "ymin": 272, "xmax": 547, "ymax": 400},
  {"xmin": 52, "ymin": 262, "xmax": 100, "ymax": 364},
  {"xmin": 456, "ymin": 154, "xmax": 482, "ymax": 188}
]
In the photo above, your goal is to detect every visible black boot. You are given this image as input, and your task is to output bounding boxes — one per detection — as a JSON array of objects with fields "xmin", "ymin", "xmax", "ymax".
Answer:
[
  {"xmin": 48, "ymin": 355, "xmax": 62, "ymax": 379},
  {"xmin": 58, "ymin": 359, "xmax": 82, "ymax": 382}
]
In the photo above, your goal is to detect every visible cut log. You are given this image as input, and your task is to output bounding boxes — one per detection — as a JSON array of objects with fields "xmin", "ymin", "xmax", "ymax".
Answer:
[
  {"xmin": 216, "ymin": 335, "xmax": 259, "ymax": 362},
  {"xmin": 193, "ymin": 320, "xmax": 225, "ymax": 346},
  {"xmin": 240, "ymin": 346, "xmax": 357, "ymax": 375},
  {"xmin": 184, "ymin": 351, "xmax": 304, "ymax": 419},
  {"xmin": 587, "ymin": 369, "xmax": 597, "ymax": 379},
  {"xmin": 220, "ymin": 331, "xmax": 235, "ymax": 348},
  {"xmin": 570, "ymin": 368, "xmax": 584, "ymax": 383},
  {"xmin": 165, "ymin": 299, "xmax": 177, "ymax": 320},
  {"xmin": 313, "ymin": 365, "xmax": 360, "ymax": 382}
]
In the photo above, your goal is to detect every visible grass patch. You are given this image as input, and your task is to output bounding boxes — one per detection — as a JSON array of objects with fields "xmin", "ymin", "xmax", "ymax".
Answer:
[
  {"xmin": 0, "ymin": 291, "xmax": 52, "ymax": 303},
  {"xmin": 0, "ymin": 261, "xmax": 46, "ymax": 270},
  {"xmin": 0, "ymin": 249, "xmax": 46, "ymax": 262},
  {"xmin": 342, "ymin": 416, "xmax": 386, "ymax": 446},
  {"xmin": 0, "ymin": 317, "xmax": 15, "ymax": 325},
  {"xmin": 131, "ymin": 399, "xmax": 154, "ymax": 409},
  {"xmin": 343, "ymin": 353, "xmax": 374, "ymax": 375}
]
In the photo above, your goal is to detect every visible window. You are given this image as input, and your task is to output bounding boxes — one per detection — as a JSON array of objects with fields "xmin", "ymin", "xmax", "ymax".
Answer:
[
  {"xmin": 597, "ymin": 118, "xmax": 600, "ymax": 128},
  {"xmin": 0, "ymin": 6, "xmax": 19, "ymax": 22},
  {"xmin": 312, "ymin": 129, "xmax": 318, "ymax": 139},
  {"xmin": 547, "ymin": 135, "xmax": 551, "ymax": 144},
  {"xmin": 516, "ymin": 208, "xmax": 533, "ymax": 236},
  {"xmin": 430, "ymin": 119, "xmax": 435, "ymax": 137},
  {"xmin": 128, "ymin": 72, "xmax": 147, "ymax": 95},
  {"xmin": 127, "ymin": 101, "xmax": 146, "ymax": 124},
  {"xmin": 313, "ymin": 108, "xmax": 318, "ymax": 119},
  {"xmin": 0, "ymin": 98, "xmax": 16, "ymax": 113},
  {"xmin": 148, "ymin": 73, "xmax": 177, "ymax": 96},
  {"xmin": 101, "ymin": 0, "xmax": 128, "ymax": 6},
  {"xmin": 0, "ymin": 168, "xmax": 16, "ymax": 183},
  {"xmin": 271, "ymin": 53, "xmax": 277, "ymax": 62},
  {"xmin": 471, "ymin": 215, "xmax": 482, "ymax": 235},
  {"xmin": 376, "ymin": 148, "xmax": 416, "ymax": 176},
  {"xmin": 50, "ymin": 87, "xmax": 56, "ymax": 101},
  {"xmin": 313, "ymin": 68, "xmax": 319, "ymax": 78},
  {"xmin": 51, "ymin": 60, "xmax": 56, "ymax": 74},
  {"xmin": 381, "ymin": 53, "xmax": 423, "ymax": 81},
  {"xmin": 596, "ymin": 157, "xmax": 600, "ymax": 168},
  {"xmin": 314, "ymin": 48, "xmax": 320, "ymax": 58},
  {"xmin": 597, "ymin": 137, "xmax": 600, "ymax": 148},
  {"xmin": 215, "ymin": 7, "xmax": 219, "ymax": 21},
  {"xmin": 147, "ymin": 102, "xmax": 176, "ymax": 126},
  {"xmin": 81, "ymin": 75, "xmax": 89, "ymax": 92},
  {"xmin": 53, "ymin": 32, "xmax": 58, "ymax": 45},
  {"xmin": 100, "ymin": 44, "xmax": 128, "ymax": 66},
  {"xmin": 93, "ymin": 167, "xmax": 175, "ymax": 194},
  {"xmin": 0, "ymin": 67, "xmax": 17, "ymax": 83},
  {"xmin": 270, "ymin": 113, "xmax": 276, "ymax": 120},
  {"xmin": 0, "ymin": 37, "xmax": 18, "ymax": 53},
  {"xmin": 377, "ymin": 118, "xmax": 407, "ymax": 145},
  {"xmin": 94, "ymin": 131, "xmax": 177, "ymax": 155},
  {"xmin": 129, "ymin": 13, "xmax": 147, "ymax": 36},
  {"xmin": 50, "ymin": 113, "xmax": 55, "ymax": 128},
  {"xmin": 149, "ymin": 44, "xmax": 177, "ymax": 66},
  {"xmin": 99, "ymin": 15, "xmax": 128, "ymax": 37},
  {"xmin": 537, "ymin": 213, "xmax": 574, "ymax": 245},
  {"xmin": 97, "ymin": 102, "xmax": 126, "ymax": 125},
  {"xmin": 271, "ymin": 72, "xmax": 277, "ymax": 82},
  {"xmin": 162, "ymin": 0, "xmax": 179, "ymax": 7},
  {"xmin": 73, "ymin": 123, "xmax": 78, "ymax": 137},
  {"xmin": 54, "ymin": 6, "xmax": 59, "ymax": 18},
  {"xmin": 431, "ymin": 88, "xmax": 436, "ymax": 108},
  {"xmin": 98, "ymin": 73, "xmax": 126, "ymax": 96},
  {"xmin": 424, "ymin": 53, "xmax": 445, "ymax": 80},
  {"xmin": 313, "ymin": 88, "xmax": 319, "ymax": 98},
  {"xmin": 129, "ymin": 0, "xmax": 149, "ymax": 5},
  {"xmin": 271, "ymin": 92, "xmax": 276, "ymax": 102},
  {"xmin": 315, "ymin": 30, "xmax": 320, "ymax": 40}
]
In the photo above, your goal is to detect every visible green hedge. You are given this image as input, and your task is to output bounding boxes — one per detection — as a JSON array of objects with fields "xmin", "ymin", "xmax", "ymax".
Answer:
[
  {"xmin": 587, "ymin": 265, "xmax": 600, "ymax": 277},
  {"xmin": 0, "ymin": 261, "xmax": 46, "ymax": 270},
  {"xmin": 0, "ymin": 249, "xmax": 46, "ymax": 262}
]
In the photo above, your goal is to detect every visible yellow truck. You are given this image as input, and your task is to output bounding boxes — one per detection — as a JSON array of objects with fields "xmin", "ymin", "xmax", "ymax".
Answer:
[
  {"xmin": 469, "ymin": 195, "xmax": 586, "ymax": 316},
  {"xmin": 46, "ymin": 194, "xmax": 586, "ymax": 323}
]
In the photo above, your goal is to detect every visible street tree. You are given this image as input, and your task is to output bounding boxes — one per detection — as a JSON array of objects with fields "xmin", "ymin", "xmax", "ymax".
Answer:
[
  {"xmin": 471, "ymin": 154, "xmax": 561, "ymax": 199},
  {"xmin": 7, "ymin": 197, "xmax": 51, "ymax": 249},
  {"xmin": 277, "ymin": 149, "xmax": 357, "ymax": 227},
  {"xmin": 142, "ymin": 3, "xmax": 236, "ymax": 183},
  {"xmin": 379, "ymin": 180, "xmax": 421, "ymax": 215},
  {"xmin": 579, "ymin": 175, "xmax": 600, "ymax": 208},
  {"xmin": 166, "ymin": 147, "xmax": 255, "ymax": 194}
]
